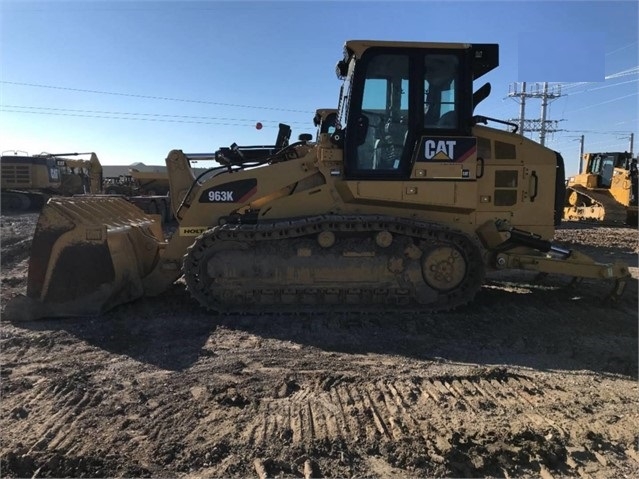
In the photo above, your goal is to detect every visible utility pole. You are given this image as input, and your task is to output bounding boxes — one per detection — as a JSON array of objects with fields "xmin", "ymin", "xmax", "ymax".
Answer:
[
  {"xmin": 630, "ymin": 133, "xmax": 634, "ymax": 157},
  {"xmin": 539, "ymin": 83, "xmax": 550, "ymax": 146},
  {"xmin": 507, "ymin": 82, "xmax": 527, "ymax": 135},
  {"xmin": 508, "ymin": 82, "xmax": 563, "ymax": 145},
  {"xmin": 519, "ymin": 82, "xmax": 526, "ymax": 135},
  {"xmin": 579, "ymin": 134, "xmax": 584, "ymax": 173}
]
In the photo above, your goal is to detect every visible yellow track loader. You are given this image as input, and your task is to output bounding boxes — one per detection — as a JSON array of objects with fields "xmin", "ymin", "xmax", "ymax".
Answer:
[
  {"xmin": 564, "ymin": 152, "xmax": 638, "ymax": 225},
  {"xmin": 5, "ymin": 40, "xmax": 630, "ymax": 320}
]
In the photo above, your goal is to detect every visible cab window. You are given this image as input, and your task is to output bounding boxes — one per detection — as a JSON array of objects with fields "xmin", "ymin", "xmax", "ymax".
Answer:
[
  {"xmin": 344, "ymin": 48, "xmax": 469, "ymax": 179},
  {"xmin": 424, "ymin": 54, "xmax": 459, "ymax": 129},
  {"xmin": 356, "ymin": 54, "xmax": 409, "ymax": 171}
]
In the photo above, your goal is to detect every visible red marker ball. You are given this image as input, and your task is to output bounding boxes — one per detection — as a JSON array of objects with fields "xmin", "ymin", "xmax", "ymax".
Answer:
[{"xmin": 256, "ymin": 122, "xmax": 263, "ymax": 130}]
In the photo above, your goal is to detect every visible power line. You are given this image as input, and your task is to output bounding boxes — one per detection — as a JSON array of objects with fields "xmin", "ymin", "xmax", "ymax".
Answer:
[
  {"xmin": 552, "ymin": 136, "xmax": 631, "ymax": 148},
  {"xmin": 567, "ymin": 92, "xmax": 639, "ymax": 113},
  {"xmin": 605, "ymin": 66, "xmax": 639, "ymax": 79},
  {"xmin": 560, "ymin": 129, "xmax": 634, "ymax": 135},
  {"xmin": 0, "ymin": 104, "xmax": 310, "ymax": 126},
  {"xmin": 557, "ymin": 66, "xmax": 639, "ymax": 91},
  {"xmin": 605, "ymin": 42, "xmax": 638, "ymax": 56},
  {"xmin": 0, "ymin": 108, "xmax": 307, "ymax": 128},
  {"xmin": 611, "ymin": 119, "xmax": 638, "ymax": 126},
  {"xmin": 501, "ymin": 70, "xmax": 638, "ymax": 123},
  {"xmin": 0, "ymin": 80, "xmax": 315, "ymax": 114},
  {"xmin": 564, "ymin": 78, "xmax": 639, "ymax": 96}
]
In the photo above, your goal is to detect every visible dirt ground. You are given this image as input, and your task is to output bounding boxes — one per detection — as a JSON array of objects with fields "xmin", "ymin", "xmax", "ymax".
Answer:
[{"xmin": 1, "ymin": 212, "xmax": 637, "ymax": 478}]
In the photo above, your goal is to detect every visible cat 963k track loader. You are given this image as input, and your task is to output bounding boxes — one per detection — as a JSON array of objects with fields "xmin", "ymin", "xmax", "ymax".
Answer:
[{"xmin": 6, "ymin": 40, "xmax": 630, "ymax": 321}]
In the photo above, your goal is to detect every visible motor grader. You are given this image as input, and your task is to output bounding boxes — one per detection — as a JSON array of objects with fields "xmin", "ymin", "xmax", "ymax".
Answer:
[
  {"xmin": 5, "ymin": 40, "xmax": 630, "ymax": 321},
  {"xmin": 564, "ymin": 152, "xmax": 638, "ymax": 225}
]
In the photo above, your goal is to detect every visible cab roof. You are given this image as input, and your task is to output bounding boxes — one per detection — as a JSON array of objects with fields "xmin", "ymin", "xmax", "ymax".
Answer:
[{"xmin": 344, "ymin": 40, "xmax": 499, "ymax": 80}]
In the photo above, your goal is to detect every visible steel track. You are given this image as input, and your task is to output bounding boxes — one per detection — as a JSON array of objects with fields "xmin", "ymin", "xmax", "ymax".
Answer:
[{"xmin": 182, "ymin": 215, "xmax": 485, "ymax": 314}]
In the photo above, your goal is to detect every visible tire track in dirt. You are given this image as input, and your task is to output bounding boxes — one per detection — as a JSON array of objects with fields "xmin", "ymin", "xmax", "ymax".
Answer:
[
  {"xmin": 237, "ymin": 370, "xmax": 638, "ymax": 476},
  {"xmin": 12, "ymin": 374, "xmax": 104, "ymax": 457}
]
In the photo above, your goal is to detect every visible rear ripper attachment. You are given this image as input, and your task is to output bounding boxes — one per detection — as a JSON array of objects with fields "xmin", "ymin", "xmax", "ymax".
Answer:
[{"xmin": 477, "ymin": 220, "xmax": 631, "ymax": 302}]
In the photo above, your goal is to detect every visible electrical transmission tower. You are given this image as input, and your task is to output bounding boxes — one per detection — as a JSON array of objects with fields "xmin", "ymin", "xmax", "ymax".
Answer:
[{"xmin": 507, "ymin": 82, "xmax": 563, "ymax": 145}]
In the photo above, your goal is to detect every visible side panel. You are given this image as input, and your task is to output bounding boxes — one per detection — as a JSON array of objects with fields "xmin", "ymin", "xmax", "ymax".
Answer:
[
  {"xmin": 473, "ymin": 127, "xmax": 557, "ymax": 239},
  {"xmin": 0, "ymin": 156, "xmax": 61, "ymax": 190}
]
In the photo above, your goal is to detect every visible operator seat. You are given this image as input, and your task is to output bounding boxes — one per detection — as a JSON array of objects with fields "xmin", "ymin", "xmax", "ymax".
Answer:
[
  {"xmin": 373, "ymin": 119, "xmax": 407, "ymax": 169},
  {"xmin": 437, "ymin": 110, "xmax": 457, "ymax": 128}
]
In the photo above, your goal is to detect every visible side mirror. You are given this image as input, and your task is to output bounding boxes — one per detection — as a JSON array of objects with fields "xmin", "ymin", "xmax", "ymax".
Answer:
[{"xmin": 335, "ymin": 60, "xmax": 348, "ymax": 79}]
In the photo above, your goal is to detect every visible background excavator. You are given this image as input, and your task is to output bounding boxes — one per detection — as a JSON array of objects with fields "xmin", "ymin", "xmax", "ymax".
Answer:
[
  {"xmin": 1, "ymin": 151, "xmax": 101, "ymax": 210},
  {"xmin": 5, "ymin": 40, "xmax": 630, "ymax": 321},
  {"xmin": 564, "ymin": 151, "xmax": 638, "ymax": 225},
  {"xmin": 1, "ymin": 151, "xmax": 61, "ymax": 210}
]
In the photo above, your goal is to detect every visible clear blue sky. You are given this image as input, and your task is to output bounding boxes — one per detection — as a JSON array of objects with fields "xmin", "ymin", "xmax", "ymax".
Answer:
[{"xmin": 1, "ymin": 0, "xmax": 637, "ymax": 175}]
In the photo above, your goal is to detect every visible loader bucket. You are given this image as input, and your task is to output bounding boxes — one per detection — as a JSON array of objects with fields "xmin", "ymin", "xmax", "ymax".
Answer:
[{"xmin": 4, "ymin": 196, "xmax": 165, "ymax": 321}]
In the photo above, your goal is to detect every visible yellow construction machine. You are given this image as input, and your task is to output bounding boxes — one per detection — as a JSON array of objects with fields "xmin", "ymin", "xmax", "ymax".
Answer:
[
  {"xmin": 55, "ymin": 152, "xmax": 104, "ymax": 196},
  {"xmin": 564, "ymin": 152, "xmax": 638, "ymax": 225},
  {"xmin": 0, "ymin": 152, "xmax": 103, "ymax": 210},
  {"xmin": 103, "ymin": 170, "xmax": 170, "ymax": 196},
  {"xmin": 102, "ymin": 169, "xmax": 173, "ymax": 222},
  {"xmin": 5, "ymin": 40, "xmax": 631, "ymax": 320},
  {"xmin": 129, "ymin": 169, "xmax": 171, "ymax": 196},
  {"xmin": 1, "ymin": 152, "xmax": 63, "ymax": 210}
]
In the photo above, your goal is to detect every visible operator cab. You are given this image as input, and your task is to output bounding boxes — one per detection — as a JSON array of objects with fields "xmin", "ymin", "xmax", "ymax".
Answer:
[
  {"xmin": 586, "ymin": 152, "xmax": 633, "ymax": 188},
  {"xmin": 335, "ymin": 40, "xmax": 498, "ymax": 180}
]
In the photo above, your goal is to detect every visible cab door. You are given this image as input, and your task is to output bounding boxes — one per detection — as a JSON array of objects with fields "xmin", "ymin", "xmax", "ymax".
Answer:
[{"xmin": 343, "ymin": 47, "xmax": 477, "ymax": 215}]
